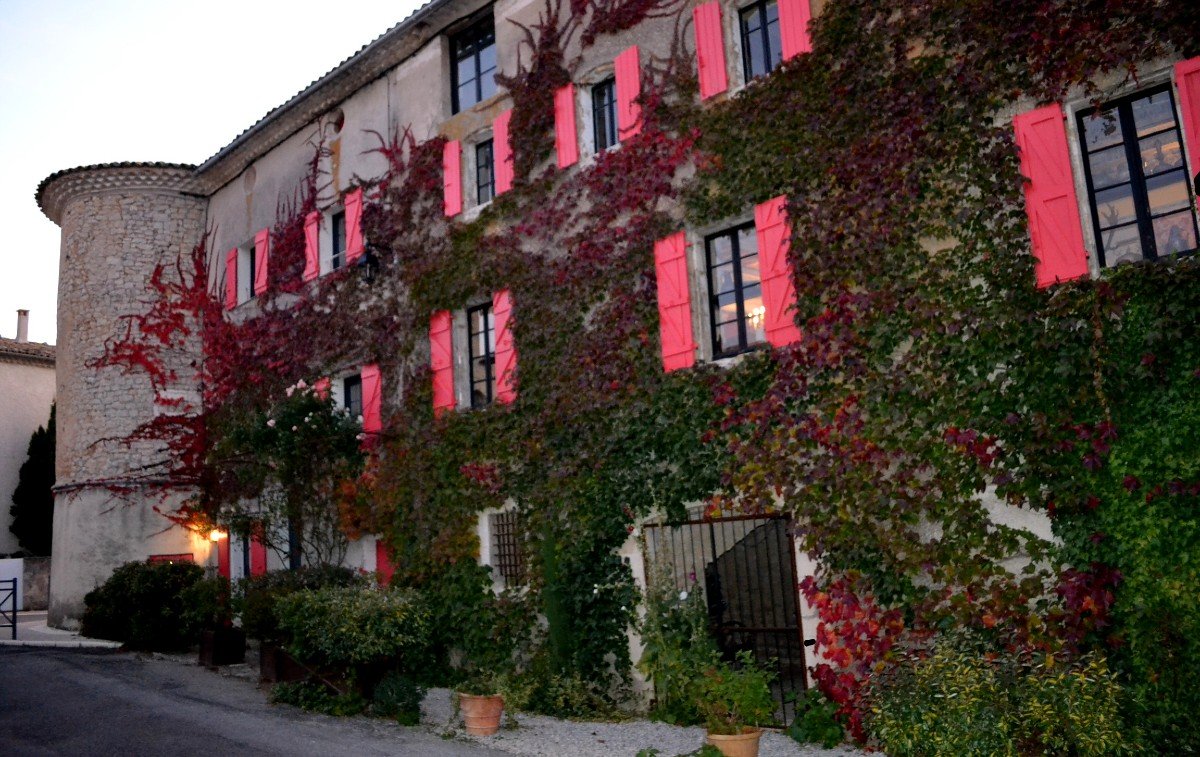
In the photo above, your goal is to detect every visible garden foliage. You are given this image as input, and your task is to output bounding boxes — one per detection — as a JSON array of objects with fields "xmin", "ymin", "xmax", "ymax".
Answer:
[{"xmin": 81, "ymin": 560, "xmax": 205, "ymax": 650}]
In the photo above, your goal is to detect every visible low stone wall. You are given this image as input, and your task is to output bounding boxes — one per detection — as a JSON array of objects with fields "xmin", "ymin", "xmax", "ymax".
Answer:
[{"xmin": 23, "ymin": 556, "xmax": 50, "ymax": 611}]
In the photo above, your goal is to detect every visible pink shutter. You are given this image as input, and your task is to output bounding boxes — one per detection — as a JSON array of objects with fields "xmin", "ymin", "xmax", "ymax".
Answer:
[
  {"xmin": 345, "ymin": 188, "xmax": 364, "ymax": 263},
  {"xmin": 224, "ymin": 248, "xmax": 238, "ymax": 310},
  {"xmin": 693, "ymin": 2, "xmax": 728, "ymax": 100},
  {"xmin": 376, "ymin": 541, "xmax": 395, "ymax": 586},
  {"xmin": 217, "ymin": 536, "xmax": 230, "ymax": 580},
  {"xmin": 443, "ymin": 140, "xmax": 462, "ymax": 217},
  {"xmin": 494, "ymin": 110, "xmax": 514, "ymax": 195},
  {"xmin": 303, "ymin": 211, "xmax": 320, "ymax": 282},
  {"xmin": 1175, "ymin": 56, "xmax": 1200, "ymax": 212},
  {"xmin": 778, "ymin": 0, "xmax": 812, "ymax": 60},
  {"xmin": 654, "ymin": 232, "xmax": 697, "ymax": 371},
  {"xmin": 361, "ymin": 364, "xmax": 382, "ymax": 445},
  {"xmin": 430, "ymin": 310, "xmax": 456, "ymax": 415},
  {"xmin": 313, "ymin": 376, "xmax": 331, "ymax": 400},
  {"xmin": 493, "ymin": 290, "xmax": 518, "ymax": 404},
  {"xmin": 555, "ymin": 84, "xmax": 579, "ymax": 168},
  {"xmin": 253, "ymin": 228, "xmax": 270, "ymax": 295},
  {"xmin": 755, "ymin": 196, "xmax": 802, "ymax": 347},
  {"xmin": 1013, "ymin": 104, "xmax": 1089, "ymax": 287},
  {"xmin": 615, "ymin": 46, "xmax": 642, "ymax": 139},
  {"xmin": 249, "ymin": 526, "xmax": 267, "ymax": 577}
]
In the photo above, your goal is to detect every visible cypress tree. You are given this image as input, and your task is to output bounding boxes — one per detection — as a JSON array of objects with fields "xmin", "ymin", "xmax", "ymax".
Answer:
[{"xmin": 9, "ymin": 404, "xmax": 55, "ymax": 556}]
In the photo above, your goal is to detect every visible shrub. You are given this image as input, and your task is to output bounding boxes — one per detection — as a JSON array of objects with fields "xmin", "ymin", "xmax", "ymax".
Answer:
[
  {"xmin": 81, "ymin": 560, "xmax": 205, "ymax": 650},
  {"xmin": 872, "ymin": 644, "xmax": 1135, "ymax": 756},
  {"xmin": 637, "ymin": 570, "xmax": 720, "ymax": 725},
  {"xmin": 180, "ymin": 576, "xmax": 233, "ymax": 630},
  {"xmin": 693, "ymin": 651, "xmax": 777, "ymax": 735},
  {"xmin": 787, "ymin": 689, "xmax": 844, "ymax": 748},
  {"xmin": 236, "ymin": 565, "xmax": 365, "ymax": 642},
  {"xmin": 275, "ymin": 585, "xmax": 429, "ymax": 670},
  {"xmin": 271, "ymin": 681, "xmax": 367, "ymax": 716},
  {"xmin": 372, "ymin": 672, "xmax": 426, "ymax": 725}
]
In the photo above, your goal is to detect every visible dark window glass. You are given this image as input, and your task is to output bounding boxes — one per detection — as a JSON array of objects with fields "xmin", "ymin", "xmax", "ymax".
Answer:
[
  {"xmin": 246, "ymin": 244, "xmax": 256, "ymax": 302},
  {"xmin": 468, "ymin": 303, "xmax": 496, "ymax": 408},
  {"xmin": 476, "ymin": 139, "xmax": 495, "ymax": 205},
  {"xmin": 1077, "ymin": 85, "xmax": 1199, "ymax": 267},
  {"xmin": 592, "ymin": 77, "xmax": 618, "ymax": 152},
  {"xmin": 740, "ymin": 0, "xmax": 782, "ymax": 82},
  {"xmin": 331, "ymin": 211, "xmax": 346, "ymax": 270},
  {"xmin": 343, "ymin": 375, "xmax": 363, "ymax": 419},
  {"xmin": 451, "ymin": 15, "xmax": 498, "ymax": 114},
  {"xmin": 707, "ymin": 223, "xmax": 766, "ymax": 357}
]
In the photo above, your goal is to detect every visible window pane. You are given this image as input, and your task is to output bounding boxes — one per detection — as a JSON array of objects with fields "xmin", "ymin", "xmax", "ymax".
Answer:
[
  {"xmin": 479, "ymin": 43, "xmax": 497, "ymax": 77},
  {"xmin": 765, "ymin": 2, "xmax": 782, "ymax": 71},
  {"xmin": 1153, "ymin": 211, "xmax": 1197, "ymax": 256},
  {"xmin": 712, "ymin": 262, "xmax": 736, "ymax": 293},
  {"xmin": 716, "ymin": 291, "xmax": 739, "ymax": 315},
  {"xmin": 1082, "ymin": 109, "xmax": 1122, "ymax": 151},
  {"xmin": 716, "ymin": 320, "xmax": 741, "ymax": 354},
  {"xmin": 740, "ymin": 254, "xmax": 761, "ymax": 286},
  {"xmin": 744, "ymin": 292, "xmax": 767, "ymax": 345},
  {"xmin": 1139, "ymin": 131, "xmax": 1184, "ymax": 175},
  {"xmin": 1099, "ymin": 223, "xmax": 1145, "ymax": 265},
  {"xmin": 1132, "ymin": 91, "xmax": 1176, "ymax": 137},
  {"xmin": 1086, "ymin": 145, "xmax": 1131, "ymax": 189},
  {"xmin": 1093, "ymin": 184, "xmax": 1137, "ymax": 228},
  {"xmin": 709, "ymin": 233, "xmax": 733, "ymax": 265},
  {"xmin": 458, "ymin": 81, "xmax": 476, "ymax": 110},
  {"xmin": 1145, "ymin": 170, "xmax": 1191, "ymax": 216}
]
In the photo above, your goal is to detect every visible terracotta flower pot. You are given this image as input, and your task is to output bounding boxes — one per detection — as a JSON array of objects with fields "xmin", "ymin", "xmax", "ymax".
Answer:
[
  {"xmin": 705, "ymin": 727, "xmax": 762, "ymax": 757},
  {"xmin": 458, "ymin": 692, "xmax": 504, "ymax": 736}
]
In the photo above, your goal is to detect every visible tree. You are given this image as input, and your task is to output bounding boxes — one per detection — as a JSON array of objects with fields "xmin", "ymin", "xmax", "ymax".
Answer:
[{"xmin": 9, "ymin": 404, "xmax": 55, "ymax": 556}]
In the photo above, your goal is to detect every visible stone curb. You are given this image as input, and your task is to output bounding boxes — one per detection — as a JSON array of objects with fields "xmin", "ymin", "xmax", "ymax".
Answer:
[{"xmin": 0, "ymin": 638, "xmax": 124, "ymax": 649}]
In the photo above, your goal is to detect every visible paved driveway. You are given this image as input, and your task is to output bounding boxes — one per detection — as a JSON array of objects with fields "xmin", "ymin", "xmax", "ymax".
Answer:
[{"xmin": 0, "ymin": 647, "xmax": 503, "ymax": 756}]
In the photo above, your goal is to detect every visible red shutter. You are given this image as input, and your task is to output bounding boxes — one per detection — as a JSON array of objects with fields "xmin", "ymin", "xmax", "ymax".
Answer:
[
  {"xmin": 361, "ymin": 363, "xmax": 382, "ymax": 445},
  {"xmin": 615, "ymin": 46, "xmax": 642, "ymax": 139},
  {"xmin": 217, "ymin": 536, "xmax": 230, "ymax": 580},
  {"xmin": 249, "ymin": 526, "xmax": 267, "ymax": 577},
  {"xmin": 313, "ymin": 376, "xmax": 331, "ymax": 400},
  {"xmin": 443, "ymin": 140, "xmax": 462, "ymax": 217},
  {"xmin": 345, "ymin": 188, "xmax": 364, "ymax": 263},
  {"xmin": 1013, "ymin": 104, "xmax": 1089, "ymax": 287},
  {"xmin": 778, "ymin": 0, "xmax": 812, "ymax": 60},
  {"xmin": 494, "ymin": 110, "xmax": 514, "ymax": 195},
  {"xmin": 253, "ymin": 228, "xmax": 270, "ymax": 295},
  {"xmin": 693, "ymin": 2, "xmax": 728, "ymax": 100},
  {"xmin": 376, "ymin": 540, "xmax": 395, "ymax": 586},
  {"xmin": 1175, "ymin": 56, "xmax": 1200, "ymax": 213},
  {"xmin": 430, "ymin": 310, "xmax": 455, "ymax": 415},
  {"xmin": 755, "ymin": 196, "xmax": 802, "ymax": 347},
  {"xmin": 654, "ymin": 232, "xmax": 697, "ymax": 371},
  {"xmin": 493, "ymin": 290, "xmax": 518, "ymax": 404},
  {"xmin": 303, "ymin": 211, "xmax": 321, "ymax": 282},
  {"xmin": 555, "ymin": 84, "xmax": 579, "ymax": 168},
  {"xmin": 224, "ymin": 248, "xmax": 238, "ymax": 310}
]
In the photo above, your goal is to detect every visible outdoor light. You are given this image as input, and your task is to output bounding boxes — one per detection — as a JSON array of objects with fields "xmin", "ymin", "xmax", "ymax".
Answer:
[{"xmin": 209, "ymin": 529, "xmax": 228, "ymax": 542}]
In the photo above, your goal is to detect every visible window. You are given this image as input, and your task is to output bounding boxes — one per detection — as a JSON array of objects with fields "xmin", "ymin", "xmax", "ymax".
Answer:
[
  {"xmin": 592, "ymin": 77, "xmax": 618, "ymax": 152},
  {"xmin": 468, "ymin": 302, "xmax": 497, "ymax": 408},
  {"xmin": 330, "ymin": 210, "xmax": 347, "ymax": 270},
  {"xmin": 1077, "ymin": 85, "xmax": 1198, "ymax": 266},
  {"xmin": 343, "ymin": 375, "xmax": 363, "ymax": 419},
  {"xmin": 739, "ymin": 0, "xmax": 782, "ymax": 82},
  {"xmin": 707, "ymin": 223, "xmax": 766, "ymax": 357},
  {"xmin": 451, "ymin": 15, "xmax": 497, "ymax": 113},
  {"xmin": 476, "ymin": 139, "xmax": 495, "ymax": 205},
  {"xmin": 489, "ymin": 511, "xmax": 526, "ymax": 586},
  {"xmin": 237, "ymin": 244, "xmax": 255, "ymax": 304}
]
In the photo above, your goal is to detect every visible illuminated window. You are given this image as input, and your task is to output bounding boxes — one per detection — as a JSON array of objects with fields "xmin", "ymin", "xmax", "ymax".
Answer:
[
  {"xmin": 707, "ymin": 223, "xmax": 766, "ymax": 357},
  {"xmin": 468, "ymin": 302, "xmax": 497, "ymax": 408}
]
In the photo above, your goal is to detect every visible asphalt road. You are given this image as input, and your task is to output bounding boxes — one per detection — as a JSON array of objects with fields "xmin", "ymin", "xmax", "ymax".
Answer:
[{"xmin": 0, "ymin": 646, "xmax": 505, "ymax": 756}]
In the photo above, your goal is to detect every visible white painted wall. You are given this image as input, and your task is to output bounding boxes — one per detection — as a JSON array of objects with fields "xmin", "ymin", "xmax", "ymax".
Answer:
[{"xmin": 0, "ymin": 357, "xmax": 55, "ymax": 555}]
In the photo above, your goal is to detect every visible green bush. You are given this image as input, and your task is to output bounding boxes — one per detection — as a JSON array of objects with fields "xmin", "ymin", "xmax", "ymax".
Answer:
[
  {"xmin": 872, "ymin": 645, "xmax": 1135, "ymax": 756},
  {"xmin": 236, "ymin": 565, "xmax": 365, "ymax": 642},
  {"xmin": 788, "ymin": 688, "xmax": 844, "ymax": 748},
  {"xmin": 275, "ymin": 585, "xmax": 429, "ymax": 670},
  {"xmin": 180, "ymin": 576, "xmax": 232, "ymax": 630},
  {"xmin": 271, "ymin": 681, "xmax": 368, "ymax": 716},
  {"xmin": 371, "ymin": 672, "xmax": 426, "ymax": 725},
  {"xmin": 693, "ymin": 651, "xmax": 777, "ymax": 735},
  {"xmin": 81, "ymin": 561, "xmax": 205, "ymax": 650},
  {"xmin": 637, "ymin": 571, "xmax": 720, "ymax": 725}
]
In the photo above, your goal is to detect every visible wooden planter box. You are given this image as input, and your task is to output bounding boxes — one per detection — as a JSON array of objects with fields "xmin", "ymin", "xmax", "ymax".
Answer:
[
  {"xmin": 198, "ymin": 627, "xmax": 246, "ymax": 667},
  {"xmin": 259, "ymin": 642, "xmax": 308, "ymax": 684}
]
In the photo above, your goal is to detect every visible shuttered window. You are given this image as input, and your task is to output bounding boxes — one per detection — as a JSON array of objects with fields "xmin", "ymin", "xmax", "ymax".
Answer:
[
  {"xmin": 451, "ymin": 14, "xmax": 497, "ymax": 113},
  {"xmin": 707, "ymin": 223, "xmax": 766, "ymax": 357},
  {"xmin": 330, "ymin": 211, "xmax": 347, "ymax": 270},
  {"xmin": 740, "ymin": 0, "xmax": 782, "ymax": 81},
  {"xmin": 476, "ymin": 139, "xmax": 495, "ymax": 205},
  {"xmin": 593, "ymin": 77, "xmax": 618, "ymax": 151},
  {"xmin": 468, "ymin": 302, "xmax": 497, "ymax": 408}
]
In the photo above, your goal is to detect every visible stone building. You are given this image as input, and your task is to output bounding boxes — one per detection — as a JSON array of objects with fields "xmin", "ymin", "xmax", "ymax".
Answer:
[
  {"xmin": 32, "ymin": 0, "xmax": 1200, "ymax": 716},
  {"xmin": 0, "ymin": 310, "xmax": 56, "ymax": 556}
]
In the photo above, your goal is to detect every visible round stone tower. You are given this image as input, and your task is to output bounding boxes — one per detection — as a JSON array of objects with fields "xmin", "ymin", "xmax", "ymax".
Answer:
[{"xmin": 38, "ymin": 163, "xmax": 209, "ymax": 628}]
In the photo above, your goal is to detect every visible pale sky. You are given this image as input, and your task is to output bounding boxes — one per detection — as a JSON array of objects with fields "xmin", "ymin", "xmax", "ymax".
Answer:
[{"xmin": 0, "ymin": 0, "xmax": 427, "ymax": 345}]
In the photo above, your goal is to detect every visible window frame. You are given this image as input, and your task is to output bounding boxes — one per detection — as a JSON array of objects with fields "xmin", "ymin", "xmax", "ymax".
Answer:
[
  {"xmin": 467, "ymin": 301, "xmax": 497, "ymax": 409},
  {"xmin": 329, "ymin": 210, "xmax": 347, "ymax": 272},
  {"xmin": 592, "ymin": 77, "xmax": 618, "ymax": 153},
  {"xmin": 476, "ymin": 138, "xmax": 496, "ymax": 206},
  {"xmin": 342, "ymin": 374, "xmax": 363, "ymax": 420},
  {"xmin": 1075, "ymin": 83, "xmax": 1199, "ymax": 268},
  {"xmin": 738, "ymin": 0, "xmax": 782, "ymax": 84},
  {"xmin": 450, "ymin": 12, "xmax": 498, "ymax": 114},
  {"xmin": 705, "ymin": 221, "xmax": 767, "ymax": 359}
]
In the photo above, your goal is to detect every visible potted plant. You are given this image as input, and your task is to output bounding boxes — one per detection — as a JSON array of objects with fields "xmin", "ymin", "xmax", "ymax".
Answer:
[
  {"xmin": 454, "ymin": 670, "xmax": 508, "ymax": 736},
  {"xmin": 183, "ymin": 576, "xmax": 246, "ymax": 667},
  {"xmin": 694, "ymin": 651, "xmax": 777, "ymax": 757}
]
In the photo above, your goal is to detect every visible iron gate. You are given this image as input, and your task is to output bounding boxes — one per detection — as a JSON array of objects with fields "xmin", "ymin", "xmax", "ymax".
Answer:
[
  {"xmin": 643, "ymin": 514, "xmax": 807, "ymax": 725},
  {"xmin": 0, "ymin": 578, "xmax": 15, "ymax": 640}
]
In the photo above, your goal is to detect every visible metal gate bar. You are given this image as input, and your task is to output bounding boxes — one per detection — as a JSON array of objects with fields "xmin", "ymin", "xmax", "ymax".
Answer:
[
  {"xmin": 0, "ymin": 578, "xmax": 16, "ymax": 640},
  {"xmin": 644, "ymin": 514, "xmax": 806, "ymax": 725}
]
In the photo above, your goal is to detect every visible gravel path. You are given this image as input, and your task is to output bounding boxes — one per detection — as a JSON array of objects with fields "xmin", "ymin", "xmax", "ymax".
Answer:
[{"xmin": 421, "ymin": 688, "xmax": 865, "ymax": 757}]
